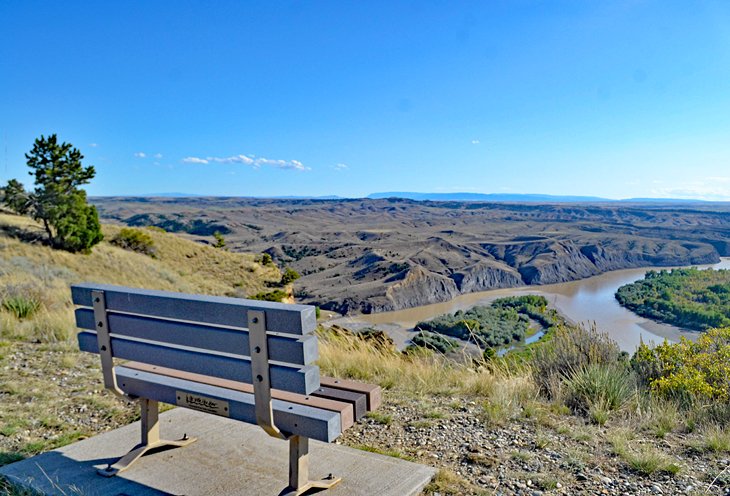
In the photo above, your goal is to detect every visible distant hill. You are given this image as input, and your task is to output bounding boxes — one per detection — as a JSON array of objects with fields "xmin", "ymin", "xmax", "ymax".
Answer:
[
  {"xmin": 91, "ymin": 196, "xmax": 730, "ymax": 315},
  {"xmin": 367, "ymin": 192, "xmax": 717, "ymax": 203},
  {"xmin": 98, "ymin": 192, "xmax": 724, "ymax": 204},
  {"xmin": 368, "ymin": 192, "xmax": 611, "ymax": 202}
]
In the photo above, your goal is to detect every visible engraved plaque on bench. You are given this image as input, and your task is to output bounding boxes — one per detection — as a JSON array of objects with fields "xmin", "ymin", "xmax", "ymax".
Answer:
[{"xmin": 176, "ymin": 391, "xmax": 230, "ymax": 417}]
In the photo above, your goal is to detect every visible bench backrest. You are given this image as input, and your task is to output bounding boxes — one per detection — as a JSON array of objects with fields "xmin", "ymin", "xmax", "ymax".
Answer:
[{"xmin": 71, "ymin": 283, "xmax": 320, "ymax": 395}]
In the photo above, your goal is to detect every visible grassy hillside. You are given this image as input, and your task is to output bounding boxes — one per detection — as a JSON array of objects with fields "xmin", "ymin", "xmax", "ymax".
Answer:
[
  {"xmin": 0, "ymin": 211, "xmax": 281, "ymax": 472},
  {"xmin": 0, "ymin": 213, "xmax": 281, "ymax": 340}
]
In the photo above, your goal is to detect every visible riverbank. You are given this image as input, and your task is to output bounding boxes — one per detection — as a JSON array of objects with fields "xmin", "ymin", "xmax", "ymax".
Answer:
[{"xmin": 329, "ymin": 258, "xmax": 730, "ymax": 353}]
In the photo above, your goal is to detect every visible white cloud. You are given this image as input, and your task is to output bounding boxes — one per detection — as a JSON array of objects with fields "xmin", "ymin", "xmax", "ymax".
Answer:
[
  {"xmin": 182, "ymin": 157, "xmax": 209, "ymax": 164},
  {"xmin": 471, "ymin": 139, "xmax": 480, "ymax": 145},
  {"xmin": 134, "ymin": 152, "xmax": 146, "ymax": 158},
  {"xmin": 154, "ymin": 153, "xmax": 163, "ymax": 159},
  {"xmin": 333, "ymin": 163, "xmax": 348, "ymax": 171},
  {"xmin": 89, "ymin": 143, "xmax": 98, "ymax": 148},
  {"xmin": 182, "ymin": 154, "xmax": 310, "ymax": 171},
  {"xmin": 211, "ymin": 155, "xmax": 255, "ymax": 165}
]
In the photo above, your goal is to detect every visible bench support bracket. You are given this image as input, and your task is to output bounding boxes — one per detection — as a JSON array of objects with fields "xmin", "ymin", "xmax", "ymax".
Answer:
[
  {"xmin": 249, "ymin": 309, "xmax": 286, "ymax": 439},
  {"xmin": 249, "ymin": 310, "xmax": 340, "ymax": 493},
  {"xmin": 284, "ymin": 435, "xmax": 341, "ymax": 496},
  {"xmin": 91, "ymin": 290, "xmax": 124, "ymax": 397},
  {"xmin": 98, "ymin": 398, "xmax": 197, "ymax": 477}
]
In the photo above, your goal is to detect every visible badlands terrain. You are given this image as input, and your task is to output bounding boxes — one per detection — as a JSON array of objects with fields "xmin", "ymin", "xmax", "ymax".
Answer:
[{"xmin": 92, "ymin": 197, "xmax": 730, "ymax": 314}]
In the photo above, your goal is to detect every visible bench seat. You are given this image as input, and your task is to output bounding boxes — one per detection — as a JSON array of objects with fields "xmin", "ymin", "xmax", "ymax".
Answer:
[{"xmin": 116, "ymin": 365, "xmax": 342, "ymax": 442}]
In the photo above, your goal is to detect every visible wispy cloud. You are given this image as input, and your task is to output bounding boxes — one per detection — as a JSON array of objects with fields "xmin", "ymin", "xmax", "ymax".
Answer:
[
  {"xmin": 181, "ymin": 157, "xmax": 209, "ymax": 164},
  {"xmin": 154, "ymin": 153, "xmax": 163, "ymax": 159},
  {"xmin": 134, "ymin": 152, "xmax": 146, "ymax": 158},
  {"xmin": 651, "ymin": 177, "xmax": 730, "ymax": 201},
  {"xmin": 182, "ymin": 154, "xmax": 310, "ymax": 171},
  {"xmin": 471, "ymin": 139, "xmax": 480, "ymax": 145},
  {"xmin": 89, "ymin": 143, "xmax": 98, "ymax": 148},
  {"xmin": 333, "ymin": 163, "xmax": 348, "ymax": 171}
]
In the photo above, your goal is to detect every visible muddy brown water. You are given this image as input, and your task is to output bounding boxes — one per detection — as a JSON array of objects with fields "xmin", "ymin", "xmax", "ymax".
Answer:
[{"xmin": 330, "ymin": 258, "xmax": 730, "ymax": 353}]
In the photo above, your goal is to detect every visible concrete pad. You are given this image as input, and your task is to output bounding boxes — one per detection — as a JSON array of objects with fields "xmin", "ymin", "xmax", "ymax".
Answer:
[{"xmin": 0, "ymin": 408, "xmax": 436, "ymax": 496}]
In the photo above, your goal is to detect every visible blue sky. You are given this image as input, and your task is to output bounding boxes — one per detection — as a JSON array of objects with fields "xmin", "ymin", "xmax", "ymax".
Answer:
[{"xmin": 2, "ymin": 1, "xmax": 730, "ymax": 199}]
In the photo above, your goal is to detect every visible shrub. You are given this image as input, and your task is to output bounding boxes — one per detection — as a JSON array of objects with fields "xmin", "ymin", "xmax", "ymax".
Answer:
[
  {"xmin": 532, "ymin": 323, "xmax": 622, "ymax": 398},
  {"xmin": 260, "ymin": 253, "xmax": 274, "ymax": 266},
  {"xmin": 565, "ymin": 363, "xmax": 635, "ymax": 420},
  {"xmin": 111, "ymin": 228, "xmax": 157, "ymax": 257},
  {"xmin": 250, "ymin": 290, "xmax": 287, "ymax": 302},
  {"xmin": 1, "ymin": 284, "xmax": 44, "ymax": 320},
  {"xmin": 631, "ymin": 327, "xmax": 730, "ymax": 406},
  {"xmin": 281, "ymin": 267, "xmax": 300, "ymax": 285},
  {"xmin": 213, "ymin": 231, "xmax": 226, "ymax": 249},
  {"xmin": 2, "ymin": 295, "xmax": 41, "ymax": 320}
]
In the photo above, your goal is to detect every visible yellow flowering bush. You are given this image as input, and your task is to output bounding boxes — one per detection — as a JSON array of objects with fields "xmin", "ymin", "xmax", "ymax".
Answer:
[{"xmin": 632, "ymin": 327, "xmax": 730, "ymax": 405}]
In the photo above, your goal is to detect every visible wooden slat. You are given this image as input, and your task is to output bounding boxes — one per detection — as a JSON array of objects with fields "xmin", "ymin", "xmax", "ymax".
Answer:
[
  {"xmin": 77, "ymin": 332, "xmax": 320, "ymax": 395},
  {"xmin": 115, "ymin": 367, "xmax": 341, "ymax": 442},
  {"xmin": 312, "ymin": 386, "xmax": 367, "ymax": 420},
  {"xmin": 75, "ymin": 308, "xmax": 318, "ymax": 366},
  {"xmin": 122, "ymin": 362, "xmax": 354, "ymax": 431},
  {"xmin": 320, "ymin": 376, "xmax": 382, "ymax": 411},
  {"xmin": 71, "ymin": 283, "xmax": 316, "ymax": 335}
]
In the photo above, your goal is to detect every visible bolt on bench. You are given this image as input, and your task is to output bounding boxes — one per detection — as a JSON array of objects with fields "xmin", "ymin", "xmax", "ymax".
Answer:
[{"xmin": 71, "ymin": 283, "xmax": 382, "ymax": 496}]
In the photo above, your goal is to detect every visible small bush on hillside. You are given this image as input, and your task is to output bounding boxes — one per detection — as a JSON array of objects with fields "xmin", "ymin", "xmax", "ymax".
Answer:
[
  {"xmin": 250, "ymin": 289, "xmax": 287, "ymax": 302},
  {"xmin": 260, "ymin": 253, "xmax": 274, "ymax": 266},
  {"xmin": 281, "ymin": 267, "xmax": 300, "ymax": 285},
  {"xmin": 111, "ymin": 228, "xmax": 157, "ymax": 258},
  {"xmin": 1, "ymin": 284, "xmax": 44, "ymax": 320},
  {"xmin": 565, "ymin": 363, "xmax": 635, "ymax": 422},
  {"xmin": 531, "ymin": 323, "xmax": 622, "ymax": 399},
  {"xmin": 213, "ymin": 231, "xmax": 226, "ymax": 249},
  {"xmin": 631, "ymin": 327, "xmax": 730, "ymax": 406},
  {"xmin": 2, "ymin": 295, "xmax": 41, "ymax": 320}
]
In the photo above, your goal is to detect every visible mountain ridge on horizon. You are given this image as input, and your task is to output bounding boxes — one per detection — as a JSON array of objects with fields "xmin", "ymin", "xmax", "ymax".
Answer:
[{"xmin": 94, "ymin": 191, "xmax": 723, "ymax": 203}]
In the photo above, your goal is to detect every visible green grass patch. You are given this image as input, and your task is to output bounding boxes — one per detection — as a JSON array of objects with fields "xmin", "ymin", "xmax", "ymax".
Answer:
[{"xmin": 365, "ymin": 411, "xmax": 393, "ymax": 425}]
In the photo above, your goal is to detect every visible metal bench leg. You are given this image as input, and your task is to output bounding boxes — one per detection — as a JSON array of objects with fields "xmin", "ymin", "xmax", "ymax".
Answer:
[
  {"xmin": 283, "ymin": 435, "xmax": 341, "ymax": 496},
  {"xmin": 98, "ymin": 398, "xmax": 197, "ymax": 477}
]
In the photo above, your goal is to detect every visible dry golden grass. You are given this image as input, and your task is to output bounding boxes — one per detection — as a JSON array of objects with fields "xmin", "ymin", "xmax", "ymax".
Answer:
[
  {"xmin": 317, "ymin": 329, "xmax": 534, "ymax": 403},
  {"xmin": 0, "ymin": 213, "xmax": 280, "ymax": 343},
  {"xmin": 0, "ymin": 212, "xmax": 284, "ymax": 471}
]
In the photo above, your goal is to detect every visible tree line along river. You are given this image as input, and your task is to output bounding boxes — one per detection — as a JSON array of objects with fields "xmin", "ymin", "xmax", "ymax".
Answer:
[{"xmin": 331, "ymin": 258, "xmax": 730, "ymax": 353}]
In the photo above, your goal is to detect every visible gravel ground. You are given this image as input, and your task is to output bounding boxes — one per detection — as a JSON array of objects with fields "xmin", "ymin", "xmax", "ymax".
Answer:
[{"xmin": 338, "ymin": 394, "xmax": 730, "ymax": 496}]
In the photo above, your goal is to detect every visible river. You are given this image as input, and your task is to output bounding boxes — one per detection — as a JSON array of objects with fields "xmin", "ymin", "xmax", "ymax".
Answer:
[{"xmin": 329, "ymin": 258, "xmax": 730, "ymax": 353}]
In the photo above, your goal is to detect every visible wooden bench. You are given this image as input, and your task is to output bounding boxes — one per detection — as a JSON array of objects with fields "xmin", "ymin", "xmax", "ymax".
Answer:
[{"xmin": 71, "ymin": 283, "xmax": 382, "ymax": 496}]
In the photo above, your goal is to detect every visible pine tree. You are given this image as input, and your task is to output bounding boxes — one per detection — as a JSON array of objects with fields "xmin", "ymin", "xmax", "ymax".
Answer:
[{"xmin": 3, "ymin": 134, "xmax": 103, "ymax": 252}]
